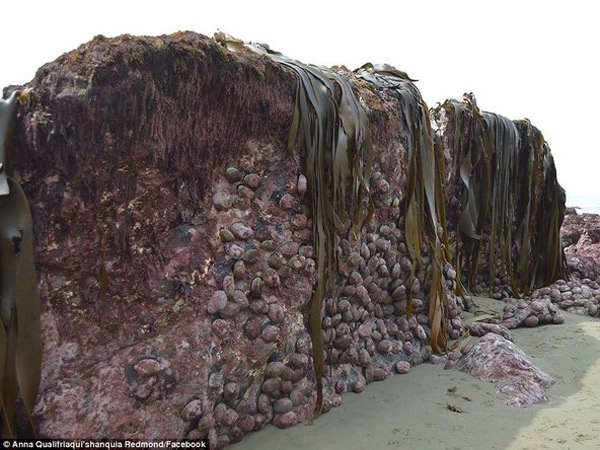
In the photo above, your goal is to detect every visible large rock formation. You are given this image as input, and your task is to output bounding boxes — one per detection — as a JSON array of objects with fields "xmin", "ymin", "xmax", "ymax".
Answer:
[{"xmin": 3, "ymin": 31, "xmax": 567, "ymax": 446}]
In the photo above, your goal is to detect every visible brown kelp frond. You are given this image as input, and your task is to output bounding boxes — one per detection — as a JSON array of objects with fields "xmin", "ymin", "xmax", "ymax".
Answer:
[
  {"xmin": 482, "ymin": 111, "xmax": 519, "ymax": 294},
  {"xmin": 0, "ymin": 92, "xmax": 19, "ymax": 197},
  {"xmin": 239, "ymin": 41, "xmax": 373, "ymax": 416},
  {"xmin": 0, "ymin": 93, "xmax": 42, "ymax": 438},
  {"xmin": 356, "ymin": 65, "xmax": 451, "ymax": 353},
  {"xmin": 514, "ymin": 120, "xmax": 568, "ymax": 288},
  {"xmin": 433, "ymin": 95, "xmax": 567, "ymax": 297}
]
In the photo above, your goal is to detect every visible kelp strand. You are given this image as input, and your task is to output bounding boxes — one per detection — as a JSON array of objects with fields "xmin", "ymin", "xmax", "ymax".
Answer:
[
  {"xmin": 0, "ymin": 92, "xmax": 42, "ymax": 438},
  {"xmin": 433, "ymin": 95, "xmax": 567, "ymax": 296},
  {"xmin": 247, "ymin": 44, "xmax": 373, "ymax": 416},
  {"xmin": 355, "ymin": 66, "xmax": 452, "ymax": 353}
]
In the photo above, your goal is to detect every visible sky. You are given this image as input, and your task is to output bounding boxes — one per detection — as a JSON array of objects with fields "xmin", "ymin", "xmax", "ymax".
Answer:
[{"xmin": 1, "ymin": 0, "xmax": 598, "ymax": 202}]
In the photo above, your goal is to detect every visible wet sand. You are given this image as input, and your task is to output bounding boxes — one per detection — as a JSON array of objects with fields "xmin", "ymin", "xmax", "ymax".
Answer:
[{"xmin": 233, "ymin": 297, "xmax": 600, "ymax": 449}]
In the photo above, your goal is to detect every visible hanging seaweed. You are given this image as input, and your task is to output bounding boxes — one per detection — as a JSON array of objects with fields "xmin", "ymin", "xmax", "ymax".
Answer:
[
  {"xmin": 238, "ymin": 42, "xmax": 373, "ymax": 416},
  {"xmin": 514, "ymin": 119, "xmax": 568, "ymax": 289},
  {"xmin": 355, "ymin": 65, "xmax": 452, "ymax": 353},
  {"xmin": 0, "ymin": 92, "xmax": 42, "ymax": 438},
  {"xmin": 433, "ymin": 95, "xmax": 567, "ymax": 297}
]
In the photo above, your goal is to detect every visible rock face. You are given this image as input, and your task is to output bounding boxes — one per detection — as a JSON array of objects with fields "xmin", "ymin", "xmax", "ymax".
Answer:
[
  {"xmin": 562, "ymin": 210, "xmax": 600, "ymax": 280},
  {"xmin": 3, "ymin": 32, "xmax": 567, "ymax": 445},
  {"xmin": 456, "ymin": 333, "xmax": 554, "ymax": 407}
]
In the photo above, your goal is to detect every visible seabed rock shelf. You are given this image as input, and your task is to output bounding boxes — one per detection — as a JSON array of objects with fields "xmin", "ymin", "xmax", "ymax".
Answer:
[{"xmin": 1, "ymin": 31, "xmax": 595, "ymax": 446}]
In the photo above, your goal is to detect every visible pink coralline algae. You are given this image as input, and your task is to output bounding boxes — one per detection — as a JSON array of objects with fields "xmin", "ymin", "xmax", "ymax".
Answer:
[{"xmin": 456, "ymin": 333, "xmax": 554, "ymax": 407}]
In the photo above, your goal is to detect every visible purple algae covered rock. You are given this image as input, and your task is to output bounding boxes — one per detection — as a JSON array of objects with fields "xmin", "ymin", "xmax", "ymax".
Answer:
[{"xmin": 456, "ymin": 333, "xmax": 554, "ymax": 407}]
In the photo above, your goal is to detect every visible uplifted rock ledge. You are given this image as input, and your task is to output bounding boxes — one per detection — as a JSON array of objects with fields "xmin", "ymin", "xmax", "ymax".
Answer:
[{"xmin": 4, "ymin": 31, "xmax": 568, "ymax": 447}]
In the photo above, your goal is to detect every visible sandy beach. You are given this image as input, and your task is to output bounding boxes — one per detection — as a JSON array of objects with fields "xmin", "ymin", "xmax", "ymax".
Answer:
[{"xmin": 234, "ymin": 297, "xmax": 600, "ymax": 450}]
